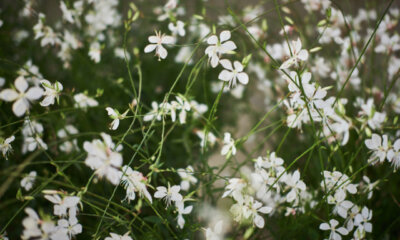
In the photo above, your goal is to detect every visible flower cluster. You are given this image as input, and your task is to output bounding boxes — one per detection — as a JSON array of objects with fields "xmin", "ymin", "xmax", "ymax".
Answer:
[{"xmin": 1, "ymin": 0, "xmax": 400, "ymax": 239}]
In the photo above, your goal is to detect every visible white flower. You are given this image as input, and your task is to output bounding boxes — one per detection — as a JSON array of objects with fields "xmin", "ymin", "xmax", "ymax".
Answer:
[
  {"xmin": 365, "ymin": 134, "xmax": 389, "ymax": 164},
  {"xmin": 388, "ymin": 139, "xmax": 400, "ymax": 169},
  {"xmin": 105, "ymin": 232, "xmax": 133, "ymax": 240},
  {"xmin": 218, "ymin": 59, "xmax": 249, "ymax": 88},
  {"xmin": 44, "ymin": 193, "xmax": 80, "ymax": 217},
  {"xmin": 0, "ymin": 135, "xmax": 15, "ymax": 159},
  {"xmin": 195, "ymin": 129, "xmax": 217, "ymax": 148},
  {"xmin": 229, "ymin": 196, "xmax": 272, "ymax": 228},
  {"xmin": 40, "ymin": 80, "xmax": 63, "ymax": 106},
  {"xmin": 169, "ymin": 96, "xmax": 191, "ymax": 123},
  {"xmin": 375, "ymin": 33, "xmax": 400, "ymax": 53},
  {"xmin": 362, "ymin": 176, "xmax": 378, "ymax": 200},
  {"xmin": 327, "ymin": 190, "xmax": 353, "ymax": 219},
  {"xmin": 154, "ymin": 184, "xmax": 183, "ymax": 207},
  {"xmin": 17, "ymin": 60, "xmax": 43, "ymax": 85},
  {"xmin": 221, "ymin": 132, "xmax": 236, "ymax": 156},
  {"xmin": 114, "ymin": 47, "xmax": 130, "ymax": 60},
  {"xmin": 345, "ymin": 205, "xmax": 360, "ymax": 231},
  {"xmin": 222, "ymin": 178, "xmax": 246, "ymax": 202},
  {"xmin": 205, "ymin": 31, "xmax": 237, "ymax": 68},
  {"xmin": 176, "ymin": 201, "xmax": 193, "ymax": 229},
  {"xmin": 177, "ymin": 166, "xmax": 198, "ymax": 191},
  {"xmin": 280, "ymin": 38, "xmax": 309, "ymax": 69},
  {"xmin": 284, "ymin": 170, "xmax": 306, "ymax": 203},
  {"xmin": 255, "ymin": 152, "xmax": 285, "ymax": 174},
  {"xmin": 73, "ymin": 93, "xmax": 98, "ymax": 109},
  {"xmin": 0, "ymin": 76, "xmax": 43, "ymax": 117},
  {"xmin": 319, "ymin": 219, "xmax": 349, "ymax": 240},
  {"xmin": 21, "ymin": 119, "xmax": 47, "ymax": 154},
  {"xmin": 358, "ymin": 98, "xmax": 386, "ymax": 130},
  {"xmin": 144, "ymin": 31, "xmax": 174, "ymax": 60},
  {"xmin": 83, "ymin": 133, "xmax": 123, "ymax": 185},
  {"xmin": 22, "ymin": 207, "xmax": 57, "ymax": 240},
  {"xmin": 55, "ymin": 215, "xmax": 82, "ymax": 239},
  {"xmin": 250, "ymin": 200, "xmax": 272, "ymax": 228},
  {"xmin": 168, "ymin": 20, "xmax": 185, "ymax": 37},
  {"xmin": 89, "ymin": 42, "xmax": 101, "ymax": 63},
  {"xmin": 57, "ymin": 125, "xmax": 79, "ymax": 153},
  {"xmin": 120, "ymin": 166, "xmax": 152, "ymax": 203},
  {"xmin": 106, "ymin": 107, "xmax": 128, "ymax": 130},
  {"xmin": 60, "ymin": 1, "xmax": 74, "ymax": 23},
  {"xmin": 205, "ymin": 220, "xmax": 224, "ymax": 240},
  {"xmin": 20, "ymin": 171, "xmax": 37, "ymax": 191},
  {"xmin": 354, "ymin": 207, "xmax": 373, "ymax": 233},
  {"xmin": 368, "ymin": 111, "xmax": 386, "ymax": 130},
  {"xmin": 23, "ymin": 135, "xmax": 48, "ymax": 153},
  {"xmin": 33, "ymin": 13, "xmax": 61, "ymax": 47},
  {"xmin": 143, "ymin": 101, "xmax": 162, "ymax": 122}
]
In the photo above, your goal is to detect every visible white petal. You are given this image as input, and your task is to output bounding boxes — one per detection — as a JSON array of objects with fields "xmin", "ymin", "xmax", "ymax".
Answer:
[
  {"xmin": 148, "ymin": 36, "xmax": 159, "ymax": 43},
  {"xmin": 346, "ymin": 184, "xmax": 357, "ymax": 194},
  {"xmin": 40, "ymin": 79, "xmax": 51, "ymax": 89},
  {"xmin": 207, "ymin": 35, "xmax": 218, "ymax": 45},
  {"xmin": 162, "ymin": 36, "xmax": 175, "ymax": 44},
  {"xmin": 329, "ymin": 219, "xmax": 339, "ymax": 227},
  {"xmin": 332, "ymin": 232, "xmax": 342, "ymax": 240},
  {"xmin": 171, "ymin": 185, "xmax": 181, "ymax": 192},
  {"xmin": 110, "ymin": 119, "xmax": 119, "ymax": 130},
  {"xmin": 0, "ymin": 89, "xmax": 19, "ymax": 101},
  {"xmin": 237, "ymin": 72, "xmax": 249, "ymax": 85},
  {"xmin": 218, "ymin": 70, "xmax": 234, "ymax": 81},
  {"xmin": 26, "ymin": 87, "xmax": 44, "ymax": 100},
  {"xmin": 55, "ymin": 81, "xmax": 63, "ymax": 91},
  {"xmin": 233, "ymin": 61, "xmax": 243, "ymax": 72},
  {"xmin": 298, "ymin": 49, "xmax": 309, "ymax": 61},
  {"xmin": 280, "ymin": 58, "xmax": 294, "ymax": 69},
  {"xmin": 220, "ymin": 30, "xmax": 231, "ymax": 42},
  {"xmin": 220, "ymin": 41, "xmax": 237, "ymax": 52},
  {"xmin": 154, "ymin": 191, "xmax": 166, "ymax": 198},
  {"xmin": 40, "ymin": 96, "xmax": 55, "ymax": 106},
  {"xmin": 294, "ymin": 38, "xmax": 302, "ymax": 53},
  {"xmin": 15, "ymin": 76, "xmax": 28, "ymax": 93},
  {"xmin": 336, "ymin": 227, "xmax": 348, "ymax": 235},
  {"xmin": 319, "ymin": 223, "xmax": 330, "ymax": 230},
  {"xmin": 254, "ymin": 215, "xmax": 265, "ymax": 228},
  {"xmin": 158, "ymin": 46, "xmax": 168, "ymax": 59},
  {"xmin": 144, "ymin": 44, "xmax": 157, "ymax": 53},
  {"xmin": 219, "ymin": 59, "xmax": 233, "ymax": 70},
  {"xmin": 364, "ymin": 222, "xmax": 372, "ymax": 232},
  {"xmin": 12, "ymin": 98, "xmax": 28, "ymax": 117},
  {"xmin": 106, "ymin": 107, "xmax": 117, "ymax": 117},
  {"xmin": 210, "ymin": 55, "xmax": 219, "ymax": 68},
  {"xmin": 258, "ymin": 206, "xmax": 272, "ymax": 214}
]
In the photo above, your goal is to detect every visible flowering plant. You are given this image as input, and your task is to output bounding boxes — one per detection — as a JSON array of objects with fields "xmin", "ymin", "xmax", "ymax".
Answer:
[{"xmin": 0, "ymin": 0, "xmax": 400, "ymax": 239}]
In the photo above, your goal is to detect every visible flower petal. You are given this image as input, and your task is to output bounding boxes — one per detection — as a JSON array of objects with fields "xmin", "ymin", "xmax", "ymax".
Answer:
[
  {"xmin": 0, "ymin": 89, "xmax": 19, "ymax": 101},
  {"xmin": 237, "ymin": 72, "xmax": 249, "ymax": 85},
  {"xmin": 12, "ymin": 98, "xmax": 28, "ymax": 117},
  {"xmin": 26, "ymin": 87, "xmax": 44, "ymax": 100},
  {"xmin": 233, "ymin": 61, "xmax": 243, "ymax": 72},
  {"xmin": 207, "ymin": 35, "xmax": 218, "ymax": 45},
  {"xmin": 218, "ymin": 70, "xmax": 234, "ymax": 81},
  {"xmin": 158, "ymin": 46, "xmax": 168, "ymax": 59},
  {"xmin": 15, "ymin": 76, "xmax": 28, "ymax": 93},
  {"xmin": 144, "ymin": 44, "xmax": 157, "ymax": 53},
  {"xmin": 219, "ymin": 59, "xmax": 233, "ymax": 70},
  {"xmin": 162, "ymin": 36, "xmax": 175, "ymax": 44},
  {"xmin": 220, "ymin": 41, "xmax": 237, "ymax": 52},
  {"xmin": 219, "ymin": 30, "xmax": 231, "ymax": 42}
]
